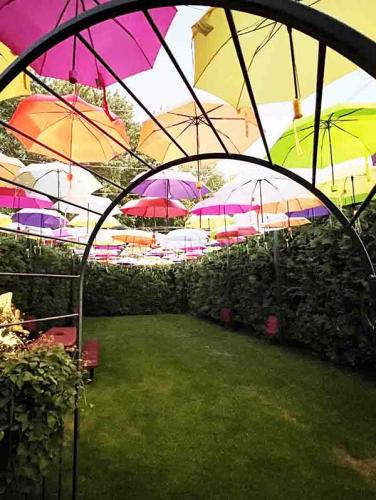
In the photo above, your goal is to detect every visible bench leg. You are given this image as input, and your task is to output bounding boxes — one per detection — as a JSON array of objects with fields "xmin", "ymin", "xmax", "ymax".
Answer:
[{"xmin": 89, "ymin": 368, "xmax": 95, "ymax": 380}]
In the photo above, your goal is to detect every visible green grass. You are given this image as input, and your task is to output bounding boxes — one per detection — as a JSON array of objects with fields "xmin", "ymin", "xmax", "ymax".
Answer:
[{"xmin": 75, "ymin": 314, "xmax": 376, "ymax": 499}]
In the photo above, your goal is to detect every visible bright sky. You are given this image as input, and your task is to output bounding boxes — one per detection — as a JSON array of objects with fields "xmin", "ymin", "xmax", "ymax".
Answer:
[{"xmin": 112, "ymin": 6, "xmax": 376, "ymax": 181}]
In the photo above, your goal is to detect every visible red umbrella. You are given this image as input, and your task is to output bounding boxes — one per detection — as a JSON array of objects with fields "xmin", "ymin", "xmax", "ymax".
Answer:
[
  {"xmin": 215, "ymin": 225, "xmax": 257, "ymax": 240},
  {"xmin": 121, "ymin": 197, "xmax": 188, "ymax": 218},
  {"xmin": 0, "ymin": 187, "xmax": 52, "ymax": 209}
]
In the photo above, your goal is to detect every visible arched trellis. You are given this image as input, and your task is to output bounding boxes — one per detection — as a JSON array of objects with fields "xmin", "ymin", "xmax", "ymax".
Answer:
[{"xmin": 0, "ymin": 1, "xmax": 375, "ymax": 498}]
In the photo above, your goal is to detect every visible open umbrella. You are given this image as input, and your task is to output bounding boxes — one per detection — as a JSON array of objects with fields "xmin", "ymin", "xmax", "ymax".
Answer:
[
  {"xmin": 185, "ymin": 214, "xmax": 234, "ymax": 231},
  {"xmin": 215, "ymin": 224, "xmax": 257, "ymax": 240},
  {"xmin": 12, "ymin": 209, "xmax": 67, "ymax": 229},
  {"xmin": 131, "ymin": 170, "xmax": 210, "ymax": 199},
  {"xmin": 270, "ymin": 104, "xmax": 376, "ymax": 183},
  {"xmin": 317, "ymin": 172, "xmax": 376, "ymax": 207},
  {"xmin": 0, "ymin": 42, "xmax": 30, "ymax": 101},
  {"xmin": 113, "ymin": 230, "xmax": 155, "ymax": 247},
  {"xmin": 262, "ymin": 215, "xmax": 310, "ymax": 230},
  {"xmin": 288, "ymin": 206, "xmax": 330, "ymax": 218},
  {"xmin": 163, "ymin": 228, "xmax": 207, "ymax": 251},
  {"xmin": 54, "ymin": 195, "xmax": 120, "ymax": 216},
  {"xmin": 9, "ymin": 94, "xmax": 129, "ymax": 164},
  {"xmin": 120, "ymin": 197, "xmax": 188, "ymax": 218},
  {"xmin": 68, "ymin": 213, "xmax": 119, "ymax": 229},
  {"xmin": 0, "ymin": 2, "xmax": 177, "ymax": 87},
  {"xmin": 0, "ymin": 152, "xmax": 24, "ymax": 186},
  {"xmin": 190, "ymin": 196, "xmax": 257, "ymax": 216},
  {"xmin": 192, "ymin": 4, "xmax": 376, "ymax": 109},
  {"xmin": 0, "ymin": 214, "xmax": 12, "ymax": 227},
  {"xmin": 16, "ymin": 162, "xmax": 102, "ymax": 199},
  {"xmin": 137, "ymin": 101, "xmax": 259, "ymax": 163},
  {"xmin": 0, "ymin": 187, "xmax": 52, "ymax": 209}
]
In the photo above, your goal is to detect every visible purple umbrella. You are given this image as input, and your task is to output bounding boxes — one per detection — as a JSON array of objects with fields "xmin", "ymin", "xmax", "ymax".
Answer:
[
  {"xmin": 0, "ymin": 2, "xmax": 177, "ymax": 87},
  {"xmin": 0, "ymin": 187, "xmax": 52, "ymax": 209},
  {"xmin": 131, "ymin": 170, "xmax": 210, "ymax": 199},
  {"xmin": 190, "ymin": 196, "xmax": 258, "ymax": 216},
  {"xmin": 287, "ymin": 206, "xmax": 330, "ymax": 218},
  {"xmin": 12, "ymin": 209, "xmax": 68, "ymax": 229}
]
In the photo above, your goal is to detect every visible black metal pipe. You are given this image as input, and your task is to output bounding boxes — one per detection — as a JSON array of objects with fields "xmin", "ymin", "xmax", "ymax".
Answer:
[
  {"xmin": 225, "ymin": 8, "xmax": 272, "ymax": 164},
  {"xmin": 143, "ymin": 9, "xmax": 229, "ymax": 155},
  {"xmin": 25, "ymin": 69, "xmax": 154, "ymax": 171},
  {"xmin": 349, "ymin": 183, "xmax": 376, "ymax": 226},
  {"xmin": 76, "ymin": 33, "xmax": 190, "ymax": 159},
  {"xmin": 1, "ymin": 313, "xmax": 78, "ymax": 329},
  {"xmin": 311, "ymin": 43, "xmax": 326, "ymax": 186},
  {"xmin": 0, "ymin": 175, "xmax": 102, "ymax": 216}
]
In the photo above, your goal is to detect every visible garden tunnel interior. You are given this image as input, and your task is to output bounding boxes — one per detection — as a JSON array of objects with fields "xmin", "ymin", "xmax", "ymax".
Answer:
[{"xmin": 0, "ymin": 1, "xmax": 375, "ymax": 498}]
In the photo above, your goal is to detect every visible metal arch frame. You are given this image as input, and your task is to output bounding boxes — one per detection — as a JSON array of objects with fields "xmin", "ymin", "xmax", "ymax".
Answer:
[{"xmin": 0, "ymin": 1, "xmax": 375, "ymax": 498}]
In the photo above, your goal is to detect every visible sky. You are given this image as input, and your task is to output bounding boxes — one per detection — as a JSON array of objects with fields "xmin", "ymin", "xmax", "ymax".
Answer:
[{"xmin": 111, "ymin": 6, "xmax": 376, "ymax": 181}]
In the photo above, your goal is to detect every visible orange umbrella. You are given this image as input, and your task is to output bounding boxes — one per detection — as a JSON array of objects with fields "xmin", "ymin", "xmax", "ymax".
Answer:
[
  {"xmin": 112, "ymin": 229, "xmax": 155, "ymax": 247},
  {"xmin": 9, "ymin": 93, "xmax": 129, "ymax": 164}
]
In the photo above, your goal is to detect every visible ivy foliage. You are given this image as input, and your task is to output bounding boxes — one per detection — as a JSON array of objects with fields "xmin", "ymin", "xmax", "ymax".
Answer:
[{"xmin": 0, "ymin": 346, "xmax": 82, "ymax": 495}]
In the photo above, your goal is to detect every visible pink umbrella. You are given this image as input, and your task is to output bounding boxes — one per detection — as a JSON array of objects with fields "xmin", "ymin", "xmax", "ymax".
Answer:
[
  {"xmin": 121, "ymin": 197, "xmax": 188, "ymax": 218},
  {"xmin": 0, "ymin": 3, "xmax": 177, "ymax": 87},
  {"xmin": 0, "ymin": 187, "xmax": 52, "ymax": 209},
  {"xmin": 190, "ymin": 197, "xmax": 258, "ymax": 216}
]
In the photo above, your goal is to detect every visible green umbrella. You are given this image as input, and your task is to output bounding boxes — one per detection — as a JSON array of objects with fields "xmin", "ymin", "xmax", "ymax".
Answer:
[{"xmin": 270, "ymin": 104, "xmax": 376, "ymax": 183}]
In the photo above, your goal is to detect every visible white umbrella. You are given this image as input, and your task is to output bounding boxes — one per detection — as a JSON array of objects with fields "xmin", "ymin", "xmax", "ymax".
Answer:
[
  {"xmin": 15, "ymin": 161, "xmax": 102, "ymax": 199},
  {"xmin": 0, "ymin": 152, "xmax": 24, "ymax": 186},
  {"xmin": 53, "ymin": 194, "xmax": 121, "ymax": 216},
  {"xmin": 163, "ymin": 228, "xmax": 208, "ymax": 250}
]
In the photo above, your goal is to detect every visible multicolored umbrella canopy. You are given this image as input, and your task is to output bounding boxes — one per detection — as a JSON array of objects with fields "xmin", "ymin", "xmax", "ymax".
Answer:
[
  {"xmin": 216, "ymin": 177, "xmax": 322, "ymax": 214},
  {"xmin": 185, "ymin": 214, "xmax": 234, "ymax": 231},
  {"xmin": 12, "ymin": 209, "xmax": 68, "ymax": 229},
  {"xmin": 192, "ymin": 3, "xmax": 376, "ymax": 109},
  {"xmin": 16, "ymin": 162, "xmax": 102, "ymax": 199},
  {"xmin": 137, "ymin": 102, "xmax": 259, "ymax": 163},
  {"xmin": 131, "ymin": 170, "xmax": 210, "ymax": 199},
  {"xmin": 270, "ymin": 104, "xmax": 376, "ymax": 179},
  {"xmin": 9, "ymin": 94, "xmax": 130, "ymax": 164},
  {"xmin": 0, "ymin": 152, "xmax": 24, "ymax": 186},
  {"xmin": 112, "ymin": 229, "xmax": 155, "ymax": 246},
  {"xmin": 0, "ymin": 42, "xmax": 30, "ymax": 101},
  {"xmin": 68, "ymin": 213, "xmax": 119, "ymax": 229},
  {"xmin": 121, "ymin": 197, "xmax": 188, "ymax": 218},
  {"xmin": 0, "ymin": 187, "xmax": 52, "ymax": 209},
  {"xmin": 53, "ymin": 195, "xmax": 120, "ymax": 216},
  {"xmin": 0, "ymin": 2, "xmax": 177, "ymax": 87},
  {"xmin": 191, "ymin": 196, "xmax": 257, "ymax": 216}
]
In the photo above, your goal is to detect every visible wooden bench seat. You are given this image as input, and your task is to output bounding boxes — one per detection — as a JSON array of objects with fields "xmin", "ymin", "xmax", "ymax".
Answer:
[{"xmin": 82, "ymin": 339, "xmax": 100, "ymax": 380}]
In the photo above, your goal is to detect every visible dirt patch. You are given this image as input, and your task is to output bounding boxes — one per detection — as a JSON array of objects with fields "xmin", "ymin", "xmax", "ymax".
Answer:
[
  {"xmin": 335, "ymin": 447, "xmax": 376, "ymax": 481},
  {"xmin": 280, "ymin": 408, "xmax": 298, "ymax": 424}
]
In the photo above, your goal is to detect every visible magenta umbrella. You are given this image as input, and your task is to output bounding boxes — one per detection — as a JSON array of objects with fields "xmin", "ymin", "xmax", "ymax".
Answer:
[
  {"xmin": 131, "ymin": 170, "xmax": 210, "ymax": 199},
  {"xmin": 190, "ymin": 196, "xmax": 258, "ymax": 216},
  {"xmin": 0, "ymin": 2, "xmax": 177, "ymax": 87},
  {"xmin": 0, "ymin": 187, "xmax": 52, "ymax": 209},
  {"xmin": 121, "ymin": 197, "xmax": 188, "ymax": 218}
]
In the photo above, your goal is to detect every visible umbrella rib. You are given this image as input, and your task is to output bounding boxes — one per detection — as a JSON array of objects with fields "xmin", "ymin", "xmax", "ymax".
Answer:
[
  {"xmin": 25, "ymin": 70, "xmax": 154, "ymax": 170},
  {"xmin": 144, "ymin": 9, "xmax": 229, "ymax": 155},
  {"xmin": 77, "ymin": 114, "xmax": 117, "ymax": 160},
  {"xmin": 137, "ymin": 119, "xmax": 191, "ymax": 149},
  {"xmin": 332, "ymin": 122, "xmax": 372, "ymax": 153}
]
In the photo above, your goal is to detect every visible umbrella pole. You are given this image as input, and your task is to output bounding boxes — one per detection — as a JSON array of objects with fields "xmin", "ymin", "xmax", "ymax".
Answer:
[{"xmin": 328, "ymin": 125, "xmax": 335, "ymax": 186}]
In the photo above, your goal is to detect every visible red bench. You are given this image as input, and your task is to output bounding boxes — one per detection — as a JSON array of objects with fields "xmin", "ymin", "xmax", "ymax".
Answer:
[{"xmin": 82, "ymin": 339, "xmax": 100, "ymax": 380}]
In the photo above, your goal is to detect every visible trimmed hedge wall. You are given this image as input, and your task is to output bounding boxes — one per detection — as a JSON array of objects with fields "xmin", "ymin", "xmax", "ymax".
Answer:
[{"xmin": 1, "ymin": 207, "xmax": 376, "ymax": 369}]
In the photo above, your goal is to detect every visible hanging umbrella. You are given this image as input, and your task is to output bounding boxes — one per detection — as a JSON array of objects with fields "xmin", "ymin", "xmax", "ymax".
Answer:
[
  {"xmin": 69, "ymin": 213, "xmax": 119, "ymax": 229},
  {"xmin": 192, "ymin": 4, "xmax": 376, "ymax": 110},
  {"xmin": 9, "ymin": 94, "xmax": 129, "ymax": 164},
  {"xmin": 270, "ymin": 104, "xmax": 376, "ymax": 182},
  {"xmin": 12, "ymin": 208, "xmax": 68, "ymax": 229},
  {"xmin": 16, "ymin": 162, "xmax": 102, "ymax": 199},
  {"xmin": 163, "ymin": 228, "xmax": 207, "ymax": 250},
  {"xmin": 317, "ymin": 171, "xmax": 376, "ymax": 207},
  {"xmin": 137, "ymin": 101, "xmax": 259, "ymax": 163},
  {"xmin": 216, "ymin": 177, "xmax": 321, "ymax": 214},
  {"xmin": 185, "ymin": 214, "xmax": 234, "ymax": 231},
  {"xmin": 288, "ymin": 206, "xmax": 330, "ymax": 218},
  {"xmin": 0, "ymin": 2, "xmax": 177, "ymax": 87},
  {"xmin": 262, "ymin": 215, "xmax": 310, "ymax": 230},
  {"xmin": 190, "ymin": 196, "xmax": 257, "ymax": 216},
  {"xmin": 0, "ymin": 214, "xmax": 12, "ymax": 227},
  {"xmin": 0, "ymin": 42, "xmax": 30, "ymax": 101},
  {"xmin": 112, "ymin": 229, "xmax": 155, "ymax": 247},
  {"xmin": 131, "ymin": 170, "xmax": 210, "ymax": 199},
  {"xmin": 53, "ymin": 194, "xmax": 120, "ymax": 215},
  {"xmin": 0, "ymin": 187, "xmax": 52, "ymax": 209},
  {"xmin": 0, "ymin": 152, "xmax": 24, "ymax": 186},
  {"xmin": 120, "ymin": 197, "xmax": 188, "ymax": 218},
  {"xmin": 215, "ymin": 224, "xmax": 257, "ymax": 240}
]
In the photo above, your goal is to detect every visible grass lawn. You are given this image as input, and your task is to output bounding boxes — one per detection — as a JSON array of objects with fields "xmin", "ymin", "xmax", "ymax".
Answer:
[{"xmin": 75, "ymin": 314, "xmax": 376, "ymax": 499}]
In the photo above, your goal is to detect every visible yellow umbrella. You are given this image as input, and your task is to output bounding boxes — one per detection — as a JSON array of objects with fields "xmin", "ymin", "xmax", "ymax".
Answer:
[
  {"xmin": 0, "ymin": 42, "xmax": 30, "ymax": 101},
  {"xmin": 318, "ymin": 171, "xmax": 376, "ymax": 207},
  {"xmin": 262, "ymin": 216, "xmax": 310, "ymax": 230},
  {"xmin": 0, "ymin": 214, "xmax": 12, "ymax": 227},
  {"xmin": 137, "ymin": 101, "xmax": 259, "ymax": 163},
  {"xmin": 192, "ymin": 3, "xmax": 376, "ymax": 110},
  {"xmin": 0, "ymin": 152, "xmax": 24, "ymax": 186},
  {"xmin": 185, "ymin": 214, "xmax": 234, "ymax": 231},
  {"xmin": 68, "ymin": 214, "xmax": 119, "ymax": 229}
]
